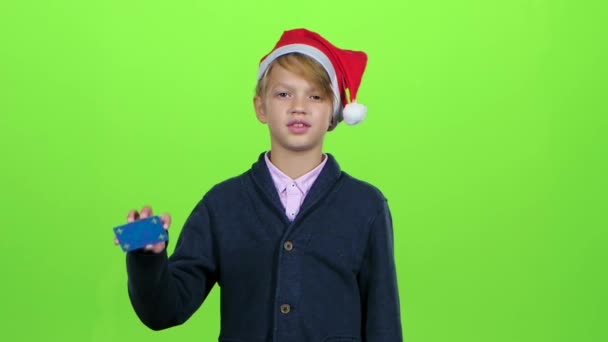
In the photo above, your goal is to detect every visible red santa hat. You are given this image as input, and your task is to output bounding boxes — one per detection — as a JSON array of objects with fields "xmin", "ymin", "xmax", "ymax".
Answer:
[{"xmin": 257, "ymin": 28, "xmax": 368, "ymax": 128}]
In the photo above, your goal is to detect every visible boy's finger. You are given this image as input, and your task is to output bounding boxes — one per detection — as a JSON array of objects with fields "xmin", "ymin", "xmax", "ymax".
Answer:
[
  {"xmin": 140, "ymin": 205, "xmax": 153, "ymax": 219},
  {"xmin": 143, "ymin": 242, "xmax": 166, "ymax": 254},
  {"xmin": 114, "ymin": 238, "xmax": 119, "ymax": 245},
  {"xmin": 160, "ymin": 213, "xmax": 172, "ymax": 230},
  {"xmin": 127, "ymin": 209, "xmax": 139, "ymax": 222},
  {"xmin": 151, "ymin": 242, "xmax": 166, "ymax": 254}
]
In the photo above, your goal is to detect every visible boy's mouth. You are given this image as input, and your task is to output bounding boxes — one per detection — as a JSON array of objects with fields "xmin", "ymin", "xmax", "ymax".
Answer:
[
  {"xmin": 287, "ymin": 119, "xmax": 311, "ymax": 134},
  {"xmin": 287, "ymin": 119, "xmax": 311, "ymax": 128}
]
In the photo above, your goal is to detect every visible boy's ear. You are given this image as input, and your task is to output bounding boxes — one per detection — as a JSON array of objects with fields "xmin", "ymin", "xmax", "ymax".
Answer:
[{"xmin": 254, "ymin": 96, "xmax": 267, "ymax": 123}]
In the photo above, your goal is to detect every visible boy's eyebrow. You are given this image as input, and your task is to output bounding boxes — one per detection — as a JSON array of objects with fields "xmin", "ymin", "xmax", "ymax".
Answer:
[
  {"xmin": 270, "ymin": 82, "xmax": 320, "ymax": 92},
  {"xmin": 270, "ymin": 82, "xmax": 294, "ymax": 89}
]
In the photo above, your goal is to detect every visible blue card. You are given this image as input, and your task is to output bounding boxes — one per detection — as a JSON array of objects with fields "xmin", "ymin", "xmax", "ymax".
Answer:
[{"xmin": 113, "ymin": 216, "xmax": 169, "ymax": 252}]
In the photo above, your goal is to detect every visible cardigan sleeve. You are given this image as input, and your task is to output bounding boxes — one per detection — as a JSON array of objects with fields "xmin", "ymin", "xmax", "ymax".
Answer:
[
  {"xmin": 125, "ymin": 199, "xmax": 218, "ymax": 330},
  {"xmin": 357, "ymin": 200, "xmax": 404, "ymax": 341}
]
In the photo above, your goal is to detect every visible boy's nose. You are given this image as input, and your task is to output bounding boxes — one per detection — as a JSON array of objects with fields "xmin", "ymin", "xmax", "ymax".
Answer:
[{"xmin": 290, "ymin": 96, "xmax": 307, "ymax": 114}]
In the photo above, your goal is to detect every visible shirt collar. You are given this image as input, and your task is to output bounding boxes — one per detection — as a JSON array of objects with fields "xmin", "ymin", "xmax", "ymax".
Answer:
[
  {"xmin": 264, "ymin": 151, "xmax": 328, "ymax": 195},
  {"xmin": 250, "ymin": 151, "xmax": 342, "ymax": 224}
]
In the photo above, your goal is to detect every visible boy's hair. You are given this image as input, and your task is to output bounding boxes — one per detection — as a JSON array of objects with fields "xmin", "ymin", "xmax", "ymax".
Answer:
[{"xmin": 255, "ymin": 53, "xmax": 335, "ymax": 110}]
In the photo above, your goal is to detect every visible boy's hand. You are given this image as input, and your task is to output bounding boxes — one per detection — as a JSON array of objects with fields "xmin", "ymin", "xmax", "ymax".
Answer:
[{"xmin": 113, "ymin": 205, "xmax": 172, "ymax": 254}]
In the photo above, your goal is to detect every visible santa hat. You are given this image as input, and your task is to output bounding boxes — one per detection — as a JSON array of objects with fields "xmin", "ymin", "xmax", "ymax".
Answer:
[{"xmin": 257, "ymin": 28, "xmax": 368, "ymax": 128}]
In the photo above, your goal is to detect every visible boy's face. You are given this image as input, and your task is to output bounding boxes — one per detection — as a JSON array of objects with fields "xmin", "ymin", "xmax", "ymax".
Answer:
[{"xmin": 254, "ymin": 63, "xmax": 333, "ymax": 155}]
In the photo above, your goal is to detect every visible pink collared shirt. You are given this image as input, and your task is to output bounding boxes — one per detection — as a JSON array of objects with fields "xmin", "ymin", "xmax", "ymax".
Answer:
[{"xmin": 264, "ymin": 151, "xmax": 328, "ymax": 221}]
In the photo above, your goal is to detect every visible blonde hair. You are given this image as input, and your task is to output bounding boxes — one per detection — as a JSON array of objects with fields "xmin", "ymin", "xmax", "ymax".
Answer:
[{"xmin": 255, "ymin": 53, "xmax": 335, "ymax": 108}]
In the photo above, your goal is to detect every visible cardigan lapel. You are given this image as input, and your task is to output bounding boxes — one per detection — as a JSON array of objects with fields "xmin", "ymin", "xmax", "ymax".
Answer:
[
  {"xmin": 249, "ymin": 152, "xmax": 291, "ymax": 225},
  {"xmin": 294, "ymin": 153, "xmax": 342, "ymax": 223},
  {"xmin": 249, "ymin": 151, "xmax": 343, "ymax": 228}
]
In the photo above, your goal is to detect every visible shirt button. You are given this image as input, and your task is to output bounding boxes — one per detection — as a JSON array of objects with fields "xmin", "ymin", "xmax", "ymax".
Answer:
[
  {"xmin": 283, "ymin": 241, "xmax": 294, "ymax": 251},
  {"xmin": 280, "ymin": 304, "xmax": 291, "ymax": 314}
]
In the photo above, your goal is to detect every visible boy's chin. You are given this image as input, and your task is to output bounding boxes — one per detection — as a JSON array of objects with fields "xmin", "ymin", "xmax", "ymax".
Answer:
[{"xmin": 274, "ymin": 141, "xmax": 323, "ymax": 154}]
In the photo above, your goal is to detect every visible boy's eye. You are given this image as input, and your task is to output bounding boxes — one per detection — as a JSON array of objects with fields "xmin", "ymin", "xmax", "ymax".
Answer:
[
  {"xmin": 276, "ymin": 92, "xmax": 289, "ymax": 97},
  {"xmin": 310, "ymin": 95, "xmax": 322, "ymax": 101}
]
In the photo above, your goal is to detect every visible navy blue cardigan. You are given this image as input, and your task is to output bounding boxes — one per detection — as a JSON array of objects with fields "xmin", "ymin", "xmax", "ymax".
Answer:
[{"xmin": 126, "ymin": 152, "xmax": 403, "ymax": 341}]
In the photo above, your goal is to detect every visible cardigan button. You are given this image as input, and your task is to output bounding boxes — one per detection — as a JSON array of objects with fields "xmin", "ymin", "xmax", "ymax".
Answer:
[
  {"xmin": 280, "ymin": 304, "xmax": 291, "ymax": 314},
  {"xmin": 283, "ymin": 241, "xmax": 294, "ymax": 251}
]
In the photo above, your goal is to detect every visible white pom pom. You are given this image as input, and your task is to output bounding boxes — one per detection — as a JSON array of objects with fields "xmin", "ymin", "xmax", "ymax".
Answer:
[{"xmin": 342, "ymin": 101, "xmax": 367, "ymax": 125}]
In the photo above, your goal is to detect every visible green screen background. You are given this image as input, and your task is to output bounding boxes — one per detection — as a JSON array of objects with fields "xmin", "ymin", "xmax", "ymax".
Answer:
[{"xmin": 1, "ymin": 1, "xmax": 606, "ymax": 341}]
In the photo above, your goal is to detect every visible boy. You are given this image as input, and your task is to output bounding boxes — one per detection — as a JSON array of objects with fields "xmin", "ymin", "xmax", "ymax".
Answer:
[{"xmin": 118, "ymin": 28, "xmax": 403, "ymax": 341}]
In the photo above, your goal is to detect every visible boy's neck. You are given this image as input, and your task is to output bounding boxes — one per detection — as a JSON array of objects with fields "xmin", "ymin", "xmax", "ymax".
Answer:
[{"xmin": 268, "ymin": 148, "xmax": 325, "ymax": 179}]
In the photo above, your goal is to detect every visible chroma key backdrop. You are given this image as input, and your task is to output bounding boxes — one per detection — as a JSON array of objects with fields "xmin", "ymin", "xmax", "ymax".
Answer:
[{"xmin": 0, "ymin": 1, "xmax": 606, "ymax": 341}]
